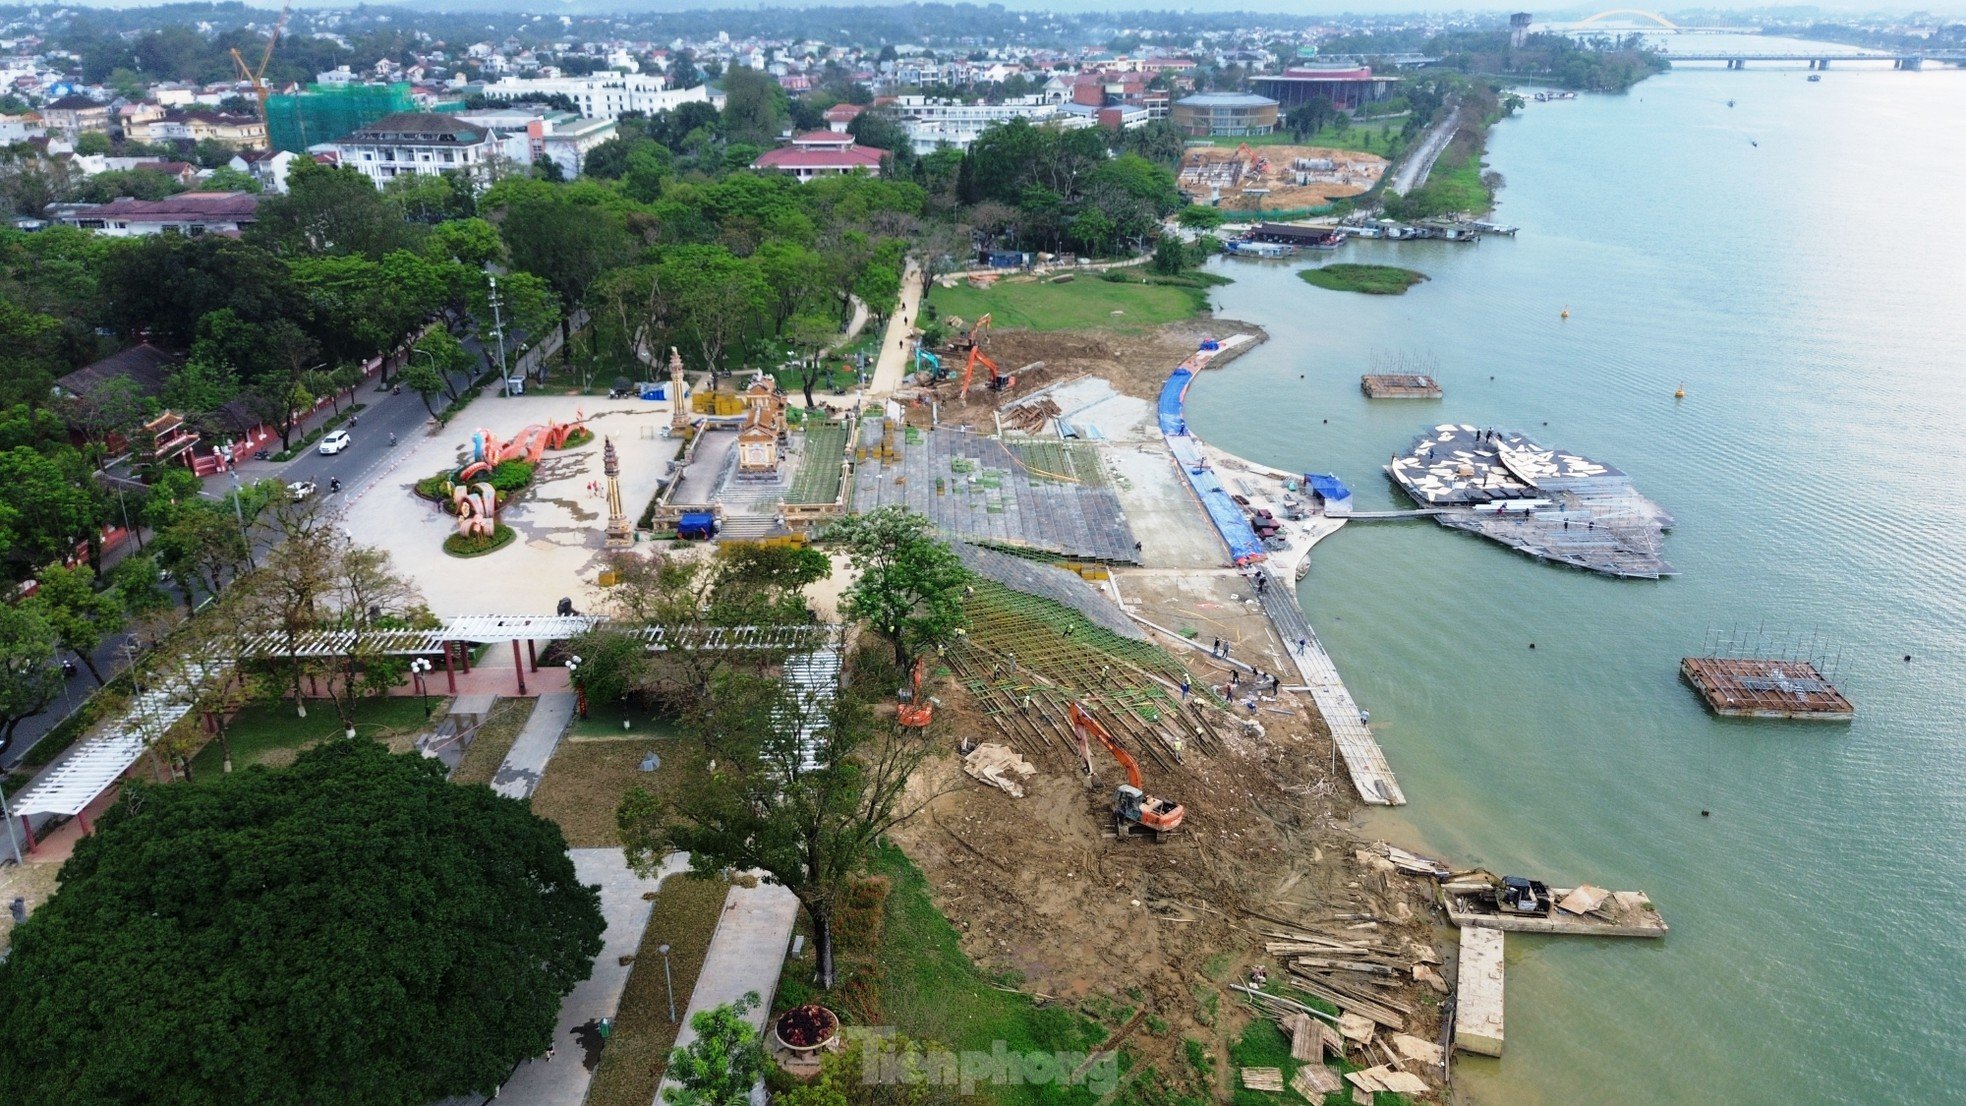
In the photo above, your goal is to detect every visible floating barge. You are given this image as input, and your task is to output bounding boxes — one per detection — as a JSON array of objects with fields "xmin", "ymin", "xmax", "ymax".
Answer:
[
  {"xmin": 1385, "ymin": 424, "xmax": 1675, "ymax": 578},
  {"xmin": 1439, "ymin": 881, "xmax": 1670, "ymax": 938},
  {"xmin": 1361, "ymin": 373, "xmax": 1443, "ymax": 399},
  {"xmin": 1681, "ymin": 656, "xmax": 1855, "ymax": 720}
]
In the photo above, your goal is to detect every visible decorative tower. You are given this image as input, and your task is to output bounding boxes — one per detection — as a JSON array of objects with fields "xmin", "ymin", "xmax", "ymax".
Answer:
[
  {"xmin": 668, "ymin": 347, "xmax": 689, "ymax": 434},
  {"xmin": 603, "ymin": 436, "xmax": 632, "ymax": 548},
  {"xmin": 1510, "ymin": 12, "xmax": 1533, "ymax": 48}
]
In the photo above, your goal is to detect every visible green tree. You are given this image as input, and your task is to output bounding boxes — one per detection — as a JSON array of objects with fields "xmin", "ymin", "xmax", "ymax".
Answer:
[
  {"xmin": 664, "ymin": 994, "xmax": 766, "ymax": 1106},
  {"xmin": 722, "ymin": 64, "xmax": 787, "ymax": 146},
  {"xmin": 0, "ymin": 447, "xmax": 98, "ymax": 581},
  {"xmin": 72, "ymin": 131, "xmax": 111, "ymax": 157},
  {"xmin": 620, "ymin": 657, "xmax": 938, "ymax": 991},
  {"xmin": 0, "ymin": 601, "xmax": 61, "ymax": 756},
  {"xmin": 1150, "ymin": 235, "xmax": 1189, "ymax": 276},
  {"xmin": 251, "ymin": 159, "xmax": 418, "ymax": 259},
  {"xmin": 822, "ymin": 507, "xmax": 970, "ymax": 668},
  {"xmin": 498, "ymin": 195, "xmax": 633, "ymax": 362},
  {"xmin": 1176, "ymin": 205, "xmax": 1227, "ymax": 231},
  {"xmin": 406, "ymin": 328, "xmax": 472, "ymax": 414},
  {"xmin": 0, "ymin": 740, "xmax": 606, "ymax": 1104},
  {"xmin": 26, "ymin": 562, "xmax": 122, "ymax": 685},
  {"xmin": 201, "ymin": 165, "xmax": 261, "ymax": 193}
]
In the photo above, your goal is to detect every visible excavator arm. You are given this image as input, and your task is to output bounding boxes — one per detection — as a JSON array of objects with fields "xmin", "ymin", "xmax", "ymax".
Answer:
[
  {"xmin": 1069, "ymin": 702, "xmax": 1183, "ymax": 836},
  {"xmin": 1068, "ymin": 703, "xmax": 1142, "ymax": 789}
]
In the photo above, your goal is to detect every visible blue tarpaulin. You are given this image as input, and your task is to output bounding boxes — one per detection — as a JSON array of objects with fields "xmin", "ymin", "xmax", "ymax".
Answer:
[{"xmin": 1159, "ymin": 366, "xmax": 1265, "ymax": 564}]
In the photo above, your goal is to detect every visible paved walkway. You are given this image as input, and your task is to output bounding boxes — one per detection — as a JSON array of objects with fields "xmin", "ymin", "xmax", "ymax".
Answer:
[
  {"xmin": 865, "ymin": 260, "xmax": 925, "ymax": 398},
  {"xmin": 494, "ymin": 849, "xmax": 689, "ymax": 1106},
  {"xmin": 491, "ymin": 691, "xmax": 575, "ymax": 799},
  {"xmin": 654, "ymin": 877, "xmax": 800, "ymax": 1105}
]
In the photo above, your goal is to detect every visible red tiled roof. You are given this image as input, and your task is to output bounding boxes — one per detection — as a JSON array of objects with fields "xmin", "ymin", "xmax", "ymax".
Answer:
[
  {"xmin": 822, "ymin": 103, "xmax": 866, "ymax": 121},
  {"xmin": 790, "ymin": 130, "xmax": 855, "ymax": 146},
  {"xmin": 89, "ymin": 191, "xmax": 260, "ymax": 219},
  {"xmin": 752, "ymin": 144, "xmax": 885, "ymax": 171}
]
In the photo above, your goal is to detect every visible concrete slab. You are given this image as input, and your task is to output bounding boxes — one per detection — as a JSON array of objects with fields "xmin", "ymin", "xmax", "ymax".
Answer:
[
  {"xmin": 491, "ymin": 691, "xmax": 575, "ymax": 800},
  {"xmin": 336, "ymin": 393, "xmax": 683, "ymax": 617},
  {"xmin": 1102, "ymin": 445, "xmax": 1226, "ymax": 569},
  {"xmin": 1455, "ymin": 926, "xmax": 1505, "ymax": 1057},
  {"xmin": 654, "ymin": 877, "xmax": 800, "ymax": 1105},
  {"xmin": 494, "ymin": 849, "xmax": 690, "ymax": 1106}
]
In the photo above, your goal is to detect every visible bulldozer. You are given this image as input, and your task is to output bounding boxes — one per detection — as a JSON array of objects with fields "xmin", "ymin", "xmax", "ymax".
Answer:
[{"xmin": 1068, "ymin": 702, "xmax": 1184, "ymax": 840}]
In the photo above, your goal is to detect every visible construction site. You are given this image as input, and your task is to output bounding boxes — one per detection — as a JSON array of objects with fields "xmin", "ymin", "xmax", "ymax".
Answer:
[
  {"xmin": 859, "ymin": 304, "xmax": 1476, "ymax": 1101},
  {"xmin": 1178, "ymin": 143, "xmax": 1390, "ymax": 213}
]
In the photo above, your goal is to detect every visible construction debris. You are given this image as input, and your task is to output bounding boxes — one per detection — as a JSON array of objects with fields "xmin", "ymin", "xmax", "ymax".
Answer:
[
  {"xmin": 1390, "ymin": 1032, "xmax": 1445, "ymax": 1067},
  {"xmin": 1239, "ymin": 1067, "xmax": 1285, "ymax": 1092},
  {"xmin": 1346, "ymin": 1065, "xmax": 1430, "ymax": 1096},
  {"xmin": 1291, "ymin": 1063, "xmax": 1344, "ymax": 1098},
  {"xmin": 961, "ymin": 743, "xmax": 1037, "ymax": 797}
]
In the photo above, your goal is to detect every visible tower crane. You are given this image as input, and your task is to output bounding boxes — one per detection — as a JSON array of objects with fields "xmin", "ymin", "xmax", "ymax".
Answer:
[{"xmin": 230, "ymin": 0, "xmax": 295, "ymax": 128}]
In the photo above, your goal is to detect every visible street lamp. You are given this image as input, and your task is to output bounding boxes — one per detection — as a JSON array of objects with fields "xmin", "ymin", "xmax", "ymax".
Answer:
[
  {"xmin": 658, "ymin": 943, "xmax": 677, "ymax": 1024},
  {"xmin": 488, "ymin": 274, "xmax": 510, "ymax": 397},
  {"xmin": 410, "ymin": 657, "xmax": 434, "ymax": 717}
]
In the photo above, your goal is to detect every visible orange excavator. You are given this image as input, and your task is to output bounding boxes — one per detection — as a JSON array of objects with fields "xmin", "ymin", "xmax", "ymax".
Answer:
[
  {"xmin": 957, "ymin": 344, "xmax": 1013, "ymax": 395},
  {"xmin": 897, "ymin": 658, "xmax": 935, "ymax": 728},
  {"xmin": 1068, "ymin": 702, "xmax": 1185, "ymax": 840}
]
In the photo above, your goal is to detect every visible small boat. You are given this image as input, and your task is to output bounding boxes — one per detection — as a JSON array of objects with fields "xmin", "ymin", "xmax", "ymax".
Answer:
[
  {"xmin": 1807, "ymin": 73, "xmax": 1822, "ymax": 82},
  {"xmin": 1560, "ymin": 306, "xmax": 1570, "ymax": 319},
  {"xmin": 1727, "ymin": 99, "xmax": 1736, "ymax": 107},
  {"xmin": 1674, "ymin": 384, "xmax": 1686, "ymax": 399}
]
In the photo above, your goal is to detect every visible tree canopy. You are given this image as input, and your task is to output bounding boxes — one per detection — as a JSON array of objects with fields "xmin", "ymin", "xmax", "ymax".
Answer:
[{"xmin": 0, "ymin": 740, "xmax": 605, "ymax": 1106}]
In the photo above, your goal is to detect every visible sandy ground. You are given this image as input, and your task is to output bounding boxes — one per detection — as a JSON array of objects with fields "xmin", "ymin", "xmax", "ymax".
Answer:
[
  {"xmin": 338, "ymin": 394, "xmax": 684, "ymax": 616},
  {"xmin": 1180, "ymin": 143, "xmax": 1389, "ymax": 212},
  {"xmin": 0, "ymin": 859, "xmax": 60, "ymax": 954}
]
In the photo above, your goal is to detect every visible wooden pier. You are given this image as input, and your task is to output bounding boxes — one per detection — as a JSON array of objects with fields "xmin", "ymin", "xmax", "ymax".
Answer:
[
  {"xmin": 1361, "ymin": 373, "xmax": 1443, "ymax": 399},
  {"xmin": 1254, "ymin": 571, "xmax": 1405, "ymax": 805},
  {"xmin": 1681, "ymin": 656, "xmax": 1854, "ymax": 720}
]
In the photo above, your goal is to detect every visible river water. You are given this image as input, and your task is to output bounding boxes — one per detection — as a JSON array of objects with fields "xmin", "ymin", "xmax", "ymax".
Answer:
[{"xmin": 1182, "ymin": 56, "xmax": 1966, "ymax": 1106}]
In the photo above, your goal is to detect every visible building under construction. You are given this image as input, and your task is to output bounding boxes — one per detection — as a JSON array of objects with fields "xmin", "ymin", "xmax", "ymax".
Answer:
[{"xmin": 267, "ymin": 82, "xmax": 465, "ymax": 153}]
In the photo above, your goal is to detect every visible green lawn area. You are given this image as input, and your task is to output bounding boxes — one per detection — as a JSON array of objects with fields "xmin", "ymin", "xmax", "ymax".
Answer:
[
  {"xmin": 1298, "ymin": 263, "xmax": 1429, "ymax": 296},
  {"xmin": 778, "ymin": 842, "xmax": 1110, "ymax": 1106},
  {"xmin": 928, "ymin": 273, "xmax": 1207, "ymax": 332},
  {"xmin": 190, "ymin": 697, "xmax": 438, "ymax": 777},
  {"xmin": 586, "ymin": 874, "xmax": 729, "ymax": 1106}
]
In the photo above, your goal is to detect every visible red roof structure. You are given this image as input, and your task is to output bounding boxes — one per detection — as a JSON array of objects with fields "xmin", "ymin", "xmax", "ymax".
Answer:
[{"xmin": 752, "ymin": 143, "xmax": 886, "ymax": 176}]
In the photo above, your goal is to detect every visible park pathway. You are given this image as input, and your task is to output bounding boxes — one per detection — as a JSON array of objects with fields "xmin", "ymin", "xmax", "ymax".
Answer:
[
  {"xmin": 865, "ymin": 259, "xmax": 926, "ymax": 398},
  {"xmin": 489, "ymin": 691, "xmax": 574, "ymax": 799},
  {"xmin": 653, "ymin": 878, "xmax": 800, "ymax": 1105}
]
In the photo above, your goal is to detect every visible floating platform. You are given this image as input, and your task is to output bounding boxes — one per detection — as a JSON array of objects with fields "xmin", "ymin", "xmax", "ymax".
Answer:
[
  {"xmin": 1386, "ymin": 424, "xmax": 1675, "ymax": 578},
  {"xmin": 1361, "ymin": 373, "xmax": 1443, "ymax": 399},
  {"xmin": 1681, "ymin": 656, "xmax": 1854, "ymax": 720},
  {"xmin": 1454, "ymin": 927, "xmax": 1505, "ymax": 1057},
  {"xmin": 1440, "ymin": 883, "xmax": 1670, "ymax": 938}
]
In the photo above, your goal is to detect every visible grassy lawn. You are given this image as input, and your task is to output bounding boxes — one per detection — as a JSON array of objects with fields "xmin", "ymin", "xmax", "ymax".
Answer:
[
  {"xmin": 585, "ymin": 874, "xmax": 730, "ymax": 1106},
  {"xmin": 778, "ymin": 842, "xmax": 1108, "ymax": 1106},
  {"xmin": 447, "ymin": 698, "xmax": 534, "ymax": 787},
  {"xmin": 1205, "ymin": 118, "xmax": 1403, "ymax": 156},
  {"xmin": 529, "ymin": 734, "xmax": 703, "ymax": 847},
  {"xmin": 189, "ymin": 697, "xmax": 438, "ymax": 777},
  {"xmin": 567, "ymin": 698, "xmax": 686, "ymax": 741},
  {"xmin": 928, "ymin": 274, "xmax": 1206, "ymax": 332},
  {"xmin": 1298, "ymin": 263, "xmax": 1429, "ymax": 296}
]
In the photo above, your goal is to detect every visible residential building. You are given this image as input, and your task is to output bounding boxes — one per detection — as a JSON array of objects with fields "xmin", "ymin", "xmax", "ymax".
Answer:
[
  {"xmin": 453, "ymin": 106, "xmax": 617, "ymax": 178},
  {"xmin": 124, "ymin": 109, "xmax": 267, "ymax": 148},
  {"xmin": 478, "ymin": 73, "xmax": 713, "ymax": 120},
  {"xmin": 51, "ymin": 191, "xmax": 260, "ymax": 237},
  {"xmin": 1170, "ymin": 93, "xmax": 1280, "ymax": 137},
  {"xmin": 38, "ymin": 94, "xmax": 110, "ymax": 136},
  {"xmin": 752, "ymin": 131, "xmax": 885, "ymax": 181},
  {"xmin": 229, "ymin": 148, "xmax": 304, "ymax": 194},
  {"xmin": 822, "ymin": 102, "xmax": 865, "ymax": 133},
  {"xmin": 333, "ymin": 112, "xmax": 501, "ymax": 186},
  {"xmin": 1251, "ymin": 65, "xmax": 1397, "ymax": 112}
]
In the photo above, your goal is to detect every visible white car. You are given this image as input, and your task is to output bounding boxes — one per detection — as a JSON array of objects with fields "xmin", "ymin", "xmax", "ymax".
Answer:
[{"xmin": 317, "ymin": 429, "xmax": 352, "ymax": 455}]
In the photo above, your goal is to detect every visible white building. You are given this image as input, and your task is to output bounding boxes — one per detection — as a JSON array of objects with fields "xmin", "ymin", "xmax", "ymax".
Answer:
[
  {"xmin": 332, "ymin": 112, "xmax": 501, "ymax": 187},
  {"xmin": 478, "ymin": 73, "xmax": 714, "ymax": 121},
  {"xmin": 453, "ymin": 106, "xmax": 617, "ymax": 179},
  {"xmin": 887, "ymin": 95, "xmax": 1081, "ymax": 155}
]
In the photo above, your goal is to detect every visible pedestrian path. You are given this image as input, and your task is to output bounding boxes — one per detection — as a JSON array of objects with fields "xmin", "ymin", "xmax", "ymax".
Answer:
[
  {"xmin": 491, "ymin": 691, "xmax": 575, "ymax": 799},
  {"xmin": 1254, "ymin": 574, "xmax": 1405, "ymax": 806},
  {"xmin": 494, "ymin": 849, "xmax": 689, "ymax": 1106},
  {"xmin": 654, "ymin": 877, "xmax": 800, "ymax": 1105},
  {"xmin": 866, "ymin": 260, "xmax": 925, "ymax": 398}
]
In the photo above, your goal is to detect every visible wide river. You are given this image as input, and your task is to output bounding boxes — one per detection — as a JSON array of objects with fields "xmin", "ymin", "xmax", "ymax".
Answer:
[{"xmin": 1183, "ymin": 54, "xmax": 1966, "ymax": 1106}]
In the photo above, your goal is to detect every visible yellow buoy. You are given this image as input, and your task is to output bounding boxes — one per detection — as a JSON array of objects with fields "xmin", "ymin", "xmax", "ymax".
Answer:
[
  {"xmin": 1560, "ymin": 306, "xmax": 1570, "ymax": 319},
  {"xmin": 1674, "ymin": 384, "xmax": 1686, "ymax": 399}
]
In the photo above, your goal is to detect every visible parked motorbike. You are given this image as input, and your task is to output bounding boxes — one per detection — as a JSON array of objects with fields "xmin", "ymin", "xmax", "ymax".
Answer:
[{"xmin": 253, "ymin": 449, "xmax": 270, "ymax": 461}]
